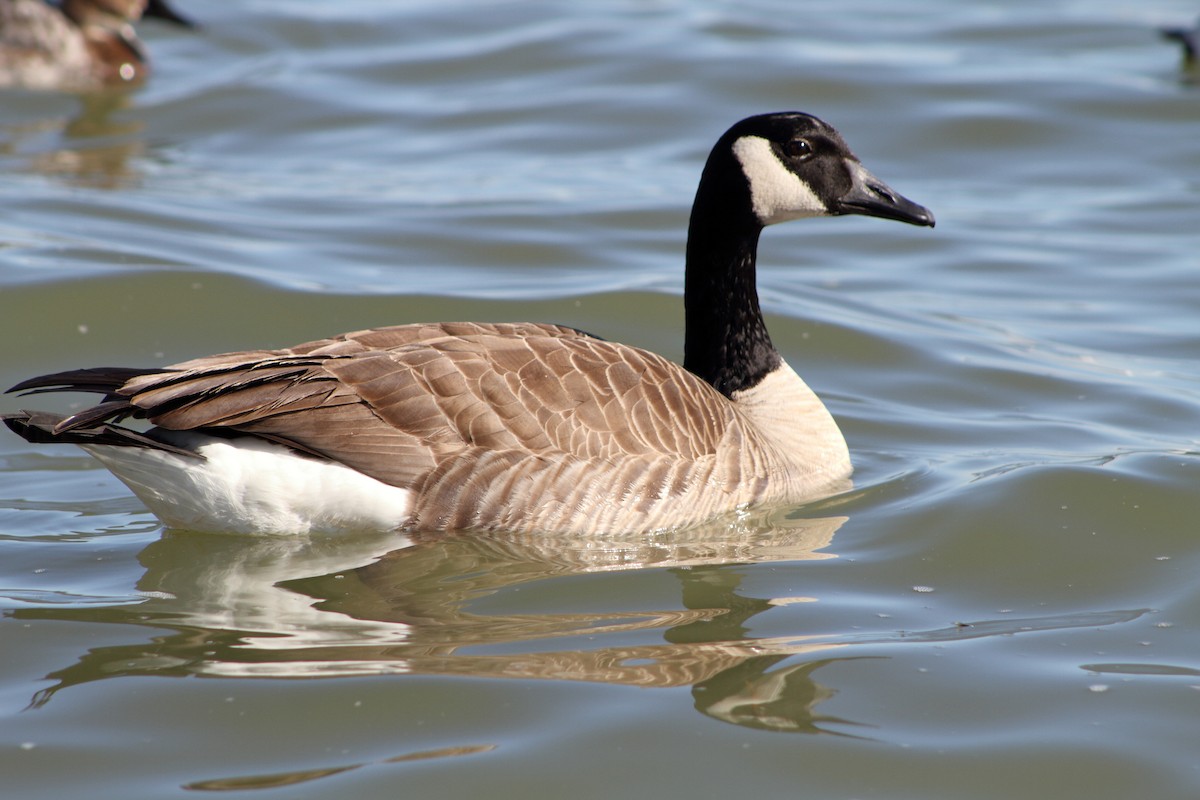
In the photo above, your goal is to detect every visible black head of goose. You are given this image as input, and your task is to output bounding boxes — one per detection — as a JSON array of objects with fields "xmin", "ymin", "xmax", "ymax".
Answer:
[{"xmin": 3, "ymin": 111, "xmax": 934, "ymax": 536}]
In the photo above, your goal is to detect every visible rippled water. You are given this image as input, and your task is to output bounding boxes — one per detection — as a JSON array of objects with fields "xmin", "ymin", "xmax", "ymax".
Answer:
[{"xmin": 2, "ymin": 1, "xmax": 1199, "ymax": 797}]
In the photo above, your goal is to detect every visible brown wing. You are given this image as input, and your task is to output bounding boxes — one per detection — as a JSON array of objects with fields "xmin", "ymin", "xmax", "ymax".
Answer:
[{"xmin": 112, "ymin": 322, "xmax": 735, "ymax": 490}]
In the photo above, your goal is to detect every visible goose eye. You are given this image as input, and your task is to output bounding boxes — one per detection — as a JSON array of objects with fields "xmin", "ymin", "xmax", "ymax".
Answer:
[{"xmin": 783, "ymin": 139, "xmax": 813, "ymax": 159}]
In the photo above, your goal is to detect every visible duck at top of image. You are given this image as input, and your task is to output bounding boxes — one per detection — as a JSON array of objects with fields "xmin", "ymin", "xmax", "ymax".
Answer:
[{"xmin": 0, "ymin": 0, "xmax": 194, "ymax": 91}]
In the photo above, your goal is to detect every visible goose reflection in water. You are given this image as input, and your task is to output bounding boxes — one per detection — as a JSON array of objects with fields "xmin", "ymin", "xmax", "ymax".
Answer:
[
  {"xmin": 15, "ymin": 510, "xmax": 869, "ymax": 736},
  {"xmin": 11, "ymin": 510, "xmax": 1148, "ymax": 742}
]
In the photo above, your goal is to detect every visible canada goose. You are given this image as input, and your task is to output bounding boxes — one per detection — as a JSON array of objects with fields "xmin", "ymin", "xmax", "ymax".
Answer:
[
  {"xmin": 0, "ymin": 0, "xmax": 194, "ymax": 91},
  {"xmin": 3, "ymin": 112, "xmax": 934, "ymax": 535}
]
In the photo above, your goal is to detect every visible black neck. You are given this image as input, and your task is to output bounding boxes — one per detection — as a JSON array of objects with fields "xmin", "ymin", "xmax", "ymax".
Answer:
[{"xmin": 683, "ymin": 192, "xmax": 781, "ymax": 398}]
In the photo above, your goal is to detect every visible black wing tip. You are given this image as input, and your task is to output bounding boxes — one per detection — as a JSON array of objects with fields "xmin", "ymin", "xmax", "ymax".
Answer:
[
  {"xmin": 7, "ymin": 367, "xmax": 166, "ymax": 396},
  {"xmin": 3, "ymin": 410, "xmax": 66, "ymax": 443},
  {"xmin": 2, "ymin": 409, "xmax": 201, "ymax": 459}
]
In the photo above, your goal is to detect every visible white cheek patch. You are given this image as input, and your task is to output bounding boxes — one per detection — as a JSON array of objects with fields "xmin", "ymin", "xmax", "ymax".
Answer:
[{"xmin": 731, "ymin": 135, "xmax": 828, "ymax": 225}]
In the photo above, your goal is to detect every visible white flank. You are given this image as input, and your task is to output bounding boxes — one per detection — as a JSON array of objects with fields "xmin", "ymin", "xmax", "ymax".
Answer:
[
  {"xmin": 731, "ymin": 135, "xmax": 827, "ymax": 225},
  {"xmin": 80, "ymin": 434, "xmax": 412, "ymax": 535}
]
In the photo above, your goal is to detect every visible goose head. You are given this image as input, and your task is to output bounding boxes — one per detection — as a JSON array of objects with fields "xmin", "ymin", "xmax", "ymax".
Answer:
[
  {"xmin": 699, "ymin": 111, "xmax": 935, "ymax": 230},
  {"xmin": 683, "ymin": 112, "xmax": 933, "ymax": 397}
]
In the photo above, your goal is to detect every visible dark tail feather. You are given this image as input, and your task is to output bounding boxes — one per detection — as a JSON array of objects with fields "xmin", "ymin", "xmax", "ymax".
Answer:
[
  {"xmin": 7, "ymin": 367, "xmax": 165, "ymax": 397},
  {"xmin": 3, "ymin": 411, "xmax": 201, "ymax": 459},
  {"xmin": 53, "ymin": 400, "xmax": 136, "ymax": 433},
  {"xmin": 6, "ymin": 367, "xmax": 164, "ymax": 433}
]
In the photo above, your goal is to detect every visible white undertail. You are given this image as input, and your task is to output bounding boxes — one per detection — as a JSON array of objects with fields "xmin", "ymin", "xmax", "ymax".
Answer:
[{"xmin": 82, "ymin": 434, "xmax": 412, "ymax": 535}]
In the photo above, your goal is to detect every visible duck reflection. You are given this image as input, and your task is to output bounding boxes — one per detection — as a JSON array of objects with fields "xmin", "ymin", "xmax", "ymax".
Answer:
[
  {"xmin": 17, "ymin": 510, "xmax": 872, "ymax": 735},
  {"xmin": 0, "ymin": 89, "xmax": 156, "ymax": 188}
]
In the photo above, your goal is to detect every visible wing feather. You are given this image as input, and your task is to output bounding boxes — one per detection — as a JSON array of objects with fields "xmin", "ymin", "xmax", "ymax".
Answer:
[{"xmin": 23, "ymin": 323, "xmax": 736, "ymax": 510}]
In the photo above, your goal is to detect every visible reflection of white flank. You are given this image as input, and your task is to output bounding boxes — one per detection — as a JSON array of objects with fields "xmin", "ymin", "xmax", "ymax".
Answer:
[
  {"xmin": 136, "ymin": 530, "xmax": 415, "ymax": 655},
  {"xmin": 122, "ymin": 512, "xmax": 846, "ymax": 680}
]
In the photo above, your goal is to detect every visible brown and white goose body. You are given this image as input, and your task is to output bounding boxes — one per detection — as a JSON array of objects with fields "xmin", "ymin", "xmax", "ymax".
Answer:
[{"xmin": 3, "ymin": 112, "xmax": 934, "ymax": 535}]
